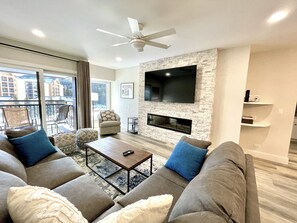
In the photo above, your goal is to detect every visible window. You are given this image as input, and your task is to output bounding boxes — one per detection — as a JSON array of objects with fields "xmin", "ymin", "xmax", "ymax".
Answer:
[
  {"xmin": 0, "ymin": 68, "xmax": 41, "ymax": 130},
  {"xmin": 91, "ymin": 80, "xmax": 110, "ymax": 128}
]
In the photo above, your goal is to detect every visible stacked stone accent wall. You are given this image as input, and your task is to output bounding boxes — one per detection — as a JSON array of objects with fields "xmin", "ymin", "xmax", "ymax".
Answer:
[{"xmin": 138, "ymin": 49, "xmax": 218, "ymax": 144}]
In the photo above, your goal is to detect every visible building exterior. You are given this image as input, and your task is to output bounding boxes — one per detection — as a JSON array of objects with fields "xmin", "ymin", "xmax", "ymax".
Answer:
[{"xmin": 0, "ymin": 73, "xmax": 16, "ymax": 97}]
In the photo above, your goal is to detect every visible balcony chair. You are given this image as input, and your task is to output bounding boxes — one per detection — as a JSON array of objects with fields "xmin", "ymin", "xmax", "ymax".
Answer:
[
  {"xmin": 2, "ymin": 107, "xmax": 34, "ymax": 130},
  {"xmin": 98, "ymin": 110, "xmax": 121, "ymax": 135},
  {"xmin": 47, "ymin": 105, "xmax": 71, "ymax": 134}
]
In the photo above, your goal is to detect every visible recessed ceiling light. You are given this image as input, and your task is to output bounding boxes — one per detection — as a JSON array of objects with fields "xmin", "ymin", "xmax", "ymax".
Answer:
[
  {"xmin": 115, "ymin": 57, "xmax": 122, "ymax": 62},
  {"xmin": 165, "ymin": 72, "xmax": 171, "ymax": 76},
  {"xmin": 32, "ymin": 29, "xmax": 45, "ymax": 38},
  {"xmin": 267, "ymin": 10, "xmax": 289, "ymax": 24}
]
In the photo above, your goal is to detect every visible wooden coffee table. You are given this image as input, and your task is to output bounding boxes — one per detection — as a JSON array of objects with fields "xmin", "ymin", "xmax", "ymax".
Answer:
[{"xmin": 85, "ymin": 137, "xmax": 153, "ymax": 194}]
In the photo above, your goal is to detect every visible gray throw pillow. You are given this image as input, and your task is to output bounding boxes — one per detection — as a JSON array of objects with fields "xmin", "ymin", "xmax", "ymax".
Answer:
[
  {"xmin": 5, "ymin": 126, "xmax": 37, "ymax": 139},
  {"xmin": 180, "ymin": 136, "xmax": 211, "ymax": 149}
]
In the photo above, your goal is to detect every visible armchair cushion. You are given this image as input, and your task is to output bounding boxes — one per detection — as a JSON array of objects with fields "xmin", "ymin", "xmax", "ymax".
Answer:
[{"xmin": 100, "ymin": 121, "xmax": 121, "ymax": 128}]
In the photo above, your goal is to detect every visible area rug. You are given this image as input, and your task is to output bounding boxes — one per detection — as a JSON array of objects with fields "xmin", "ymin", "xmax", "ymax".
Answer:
[{"xmin": 69, "ymin": 150, "xmax": 167, "ymax": 201}]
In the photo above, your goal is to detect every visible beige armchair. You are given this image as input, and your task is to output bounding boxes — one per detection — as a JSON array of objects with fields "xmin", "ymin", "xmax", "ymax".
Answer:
[{"xmin": 98, "ymin": 110, "xmax": 121, "ymax": 135}]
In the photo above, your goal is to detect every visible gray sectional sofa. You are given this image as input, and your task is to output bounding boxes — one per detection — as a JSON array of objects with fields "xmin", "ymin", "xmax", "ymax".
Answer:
[
  {"xmin": 0, "ymin": 134, "xmax": 114, "ymax": 223},
  {"xmin": 0, "ymin": 131, "xmax": 260, "ymax": 223}
]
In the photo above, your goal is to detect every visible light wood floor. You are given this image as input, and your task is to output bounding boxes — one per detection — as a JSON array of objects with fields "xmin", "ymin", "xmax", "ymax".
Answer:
[
  {"xmin": 254, "ymin": 141, "xmax": 297, "ymax": 223},
  {"xmin": 107, "ymin": 132, "xmax": 297, "ymax": 223}
]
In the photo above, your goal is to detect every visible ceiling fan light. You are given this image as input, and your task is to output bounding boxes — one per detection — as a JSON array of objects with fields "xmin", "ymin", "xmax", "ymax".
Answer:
[{"xmin": 130, "ymin": 39, "xmax": 145, "ymax": 52}]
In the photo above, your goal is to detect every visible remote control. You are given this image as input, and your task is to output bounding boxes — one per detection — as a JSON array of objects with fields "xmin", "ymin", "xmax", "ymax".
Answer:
[{"xmin": 123, "ymin": 150, "xmax": 134, "ymax": 156}]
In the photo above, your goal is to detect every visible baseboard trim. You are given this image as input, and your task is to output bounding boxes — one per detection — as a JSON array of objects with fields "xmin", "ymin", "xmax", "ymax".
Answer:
[{"xmin": 244, "ymin": 149, "xmax": 289, "ymax": 164}]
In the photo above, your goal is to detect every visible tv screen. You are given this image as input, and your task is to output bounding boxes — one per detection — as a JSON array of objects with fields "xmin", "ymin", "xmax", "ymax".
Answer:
[{"xmin": 144, "ymin": 65, "xmax": 197, "ymax": 103}]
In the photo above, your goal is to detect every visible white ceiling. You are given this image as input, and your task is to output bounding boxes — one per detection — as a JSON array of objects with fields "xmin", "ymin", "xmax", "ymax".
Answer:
[{"xmin": 0, "ymin": 0, "xmax": 297, "ymax": 69}]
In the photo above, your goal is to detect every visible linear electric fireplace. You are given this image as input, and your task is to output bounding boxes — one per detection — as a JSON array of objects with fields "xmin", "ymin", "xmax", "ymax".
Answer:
[{"xmin": 147, "ymin": 113, "xmax": 192, "ymax": 134}]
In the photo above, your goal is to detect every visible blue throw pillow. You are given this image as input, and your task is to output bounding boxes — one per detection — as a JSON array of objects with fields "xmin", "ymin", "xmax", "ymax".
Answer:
[
  {"xmin": 9, "ymin": 129, "xmax": 57, "ymax": 167},
  {"xmin": 165, "ymin": 140, "xmax": 208, "ymax": 181}
]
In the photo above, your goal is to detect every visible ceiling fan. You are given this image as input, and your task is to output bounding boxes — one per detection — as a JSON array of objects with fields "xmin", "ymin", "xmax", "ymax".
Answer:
[{"xmin": 96, "ymin": 17, "xmax": 176, "ymax": 52}]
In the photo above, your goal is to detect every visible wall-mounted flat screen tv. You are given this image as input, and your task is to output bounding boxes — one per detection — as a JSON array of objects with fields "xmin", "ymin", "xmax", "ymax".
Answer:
[{"xmin": 144, "ymin": 65, "xmax": 197, "ymax": 103}]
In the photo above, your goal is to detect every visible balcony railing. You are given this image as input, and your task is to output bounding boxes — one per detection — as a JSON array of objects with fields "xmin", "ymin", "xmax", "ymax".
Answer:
[{"xmin": 0, "ymin": 100, "xmax": 75, "ymax": 135}]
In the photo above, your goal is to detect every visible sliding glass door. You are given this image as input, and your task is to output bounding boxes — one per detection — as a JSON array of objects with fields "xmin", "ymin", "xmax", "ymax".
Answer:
[
  {"xmin": 44, "ymin": 73, "xmax": 77, "ymax": 135},
  {"xmin": 0, "ymin": 65, "xmax": 77, "ymax": 135}
]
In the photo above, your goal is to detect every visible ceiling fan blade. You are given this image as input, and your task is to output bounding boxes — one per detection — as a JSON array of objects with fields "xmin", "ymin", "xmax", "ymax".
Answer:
[
  {"xmin": 143, "ymin": 28, "xmax": 176, "ymax": 41},
  {"xmin": 96, "ymin": 28, "xmax": 131, "ymax": 40},
  {"xmin": 128, "ymin": 17, "xmax": 140, "ymax": 35},
  {"xmin": 112, "ymin": 42, "xmax": 130, "ymax": 47},
  {"xmin": 145, "ymin": 41, "xmax": 171, "ymax": 49}
]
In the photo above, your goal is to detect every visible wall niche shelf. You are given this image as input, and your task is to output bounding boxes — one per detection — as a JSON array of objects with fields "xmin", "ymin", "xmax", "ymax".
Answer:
[
  {"xmin": 243, "ymin": 102, "xmax": 273, "ymax": 105},
  {"xmin": 241, "ymin": 122, "xmax": 271, "ymax": 128},
  {"xmin": 240, "ymin": 95, "xmax": 273, "ymax": 153}
]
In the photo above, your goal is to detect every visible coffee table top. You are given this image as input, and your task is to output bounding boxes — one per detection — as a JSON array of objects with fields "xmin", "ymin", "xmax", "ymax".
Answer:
[{"xmin": 85, "ymin": 137, "xmax": 152, "ymax": 170}]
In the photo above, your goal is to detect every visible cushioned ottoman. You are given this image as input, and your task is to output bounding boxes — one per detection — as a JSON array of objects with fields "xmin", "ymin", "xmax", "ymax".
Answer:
[
  {"xmin": 53, "ymin": 132, "xmax": 77, "ymax": 154},
  {"xmin": 76, "ymin": 128, "xmax": 98, "ymax": 150}
]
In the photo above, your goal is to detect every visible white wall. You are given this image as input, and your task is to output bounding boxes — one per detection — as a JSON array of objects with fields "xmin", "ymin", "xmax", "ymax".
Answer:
[
  {"xmin": 111, "ymin": 66, "xmax": 139, "ymax": 128},
  {"xmin": 240, "ymin": 48, "xmax": 297, "ymax": 164},
  {"xmin": 90, "ymin": 64, "xmax": 115, "ymax": 81},
  {"xmin": 211, "ymin": 46, "xmax": 251, "ymax": 149}
]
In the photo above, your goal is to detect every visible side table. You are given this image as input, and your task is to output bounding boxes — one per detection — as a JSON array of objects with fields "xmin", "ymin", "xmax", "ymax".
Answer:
[{"xmin": 127, "ymin": 117, "xmax": 138, "ymax": 134}]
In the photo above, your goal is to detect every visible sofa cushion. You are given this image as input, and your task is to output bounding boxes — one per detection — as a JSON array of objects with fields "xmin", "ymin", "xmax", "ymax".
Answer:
[
  {"xmin": 118, "ymin": 174, "xmax": 184, "ymax": 208},
  {"xmin": 26, "ymin": 157, "xmax": 85, "ymax": 189},
  {"xmin": 0, "ymin": 171, "xmax": 27, "ymax": 223},
  {"xmin": 180, "ymin": 135, "xmax": 211, "ymax": 149},
  {"xmin": 118, "ymin": 173, "xmax": 185, "ymax": 222},
  {"xmin": 7, "ymin": 185, "xmax": 88, "ymax": 223},
  {"xmin": 155, "ymin": 166, "xmax": 189, "ymax": 189},
  {"xmin": 165, "ymin": 140, "xmax": 208, "ymax": 181},
  {"xmin": 35, "ymin": 147, "xmax": 67, "ymax": 164},
  {"xmin": 169, "ymin": 162, "xmax": 246, "ymax": 223},
  {"xmin": 54, "ymin": 175, "xmax": 114, "ymax": 222},
  {"xmin": 0, "ymin": 150, "xmax": 27, "ymax": 182},
  {"xmin": 8, "ymin": 129, "xmax": 57, "ymax": 167},
  {"xmin": 200, "ymin": 141, "xmax": 246, "ymax": 175},
  {"xmin": 93, "ymin": 203, "xmax": 124, "ymax": 222},
  {"xmin": 5, "ymin": 126, "xmax": 37, "ymax": 139},
  {"xmin": 169, "ymin": 211, "xmax": 227, "ymax": 223},
  {"xmin": 100, "ymin": 195, "xmax": 173, "ymax": 223}
]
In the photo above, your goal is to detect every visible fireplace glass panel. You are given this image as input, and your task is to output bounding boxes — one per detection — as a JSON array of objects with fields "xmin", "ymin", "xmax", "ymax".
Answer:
[{"xmin": 147, "ymin": 113, "xmax": 192, "ymax": 134}]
